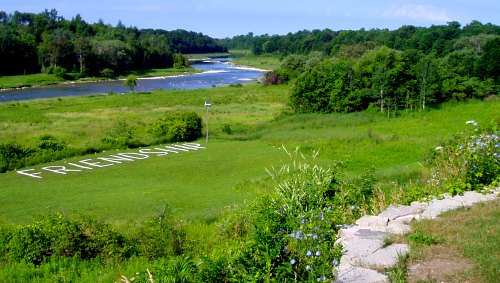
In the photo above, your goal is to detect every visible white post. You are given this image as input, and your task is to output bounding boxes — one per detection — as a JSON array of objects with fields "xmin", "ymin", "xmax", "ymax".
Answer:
[{"xmin": 204, "ymin": 101, "xmax": 211, "ymax": 143}]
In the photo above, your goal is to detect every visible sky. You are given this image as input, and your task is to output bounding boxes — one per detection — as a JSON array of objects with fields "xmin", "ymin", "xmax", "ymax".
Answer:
[{"xmin": 1, "ymin": 0, "xmax": 499, "ymax": 38}]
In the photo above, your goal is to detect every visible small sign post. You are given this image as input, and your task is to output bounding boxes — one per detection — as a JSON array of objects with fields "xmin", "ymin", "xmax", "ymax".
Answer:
[{"xmin": 204, "ymin": 101, "xmax": 212, "ymax": 143}]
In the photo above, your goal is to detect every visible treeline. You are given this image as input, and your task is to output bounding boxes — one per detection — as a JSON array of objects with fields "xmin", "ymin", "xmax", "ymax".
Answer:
[
  {"xmin": 234, "ymin": 21, "xmax": 500, "ymax": 113},
  {"xmin": 0, "ymin": 9, "xmax": 227, "ymax": 76},
  {"xmin": 224, "ymin": 21, "xmax": 500, "ymax": 57}
]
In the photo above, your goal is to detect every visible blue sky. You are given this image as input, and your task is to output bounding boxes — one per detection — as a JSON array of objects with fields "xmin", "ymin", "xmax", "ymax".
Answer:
[{"xmin": 1, "ymin": 0, "xmax": 499, "ymax": 38}]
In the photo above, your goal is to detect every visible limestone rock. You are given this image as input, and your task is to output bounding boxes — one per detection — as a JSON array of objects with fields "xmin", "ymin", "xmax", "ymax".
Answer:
[
  {"xmin": 335, "ymin": 266, "xmax": 388, "ymax": 283},
  {"xmin": 355, "ymin": 215, "xmax": 389, "ymax": 228},
  {"xmin": 421, "ymin": 198, "xmax": 464, "ymax": 219},
  {"xmin": 360, "ymin": 244, "xmax": 410, "ymax": 268},
  {"xmin": 378, "ymin": 204, "xmax": 423, "ymax": 220}
]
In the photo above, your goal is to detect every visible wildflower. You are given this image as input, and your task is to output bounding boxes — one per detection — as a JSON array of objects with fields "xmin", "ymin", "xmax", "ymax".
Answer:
[
  {"xmin": 279, "ymin": 228, "xmax": 285, "ymax": 233},
  {"xmin": 283, "ymin": 249, "xmax": 290, "ymax": 254},
  {"xmin": 290, "ymin": 259, "xmax": 296, "ymax": 265},
  {"xmin": 350, "ymin": 205, "xmax": 356, "ymax": 211},
  {"xmin": 332, "ymin": 260, "xmax": 339, "ymax": 266},
  {"xmin": 307, "ymin": 233, "xmax": 313, "ymax": 238},
  {"xmin": 473, "ymin": 122, "xmax": 478, "ymax": 127},
  {"xmin": 322, "ymin": 276, "xmax": 327, "ymax": 280},
  {"xmin": 301, "ymin": 218, "xmax": 306, "ymax": 224},
  {"xmin": 313, "ymin": 234, "xmax": 318, "ymax": 240},
  {"xmin": 495, "ymin": 144, "xmax": 500, "ymax": 148},
  {"xmin": 290, "ymin": 233, "xmax": 295, "ymax": 238},
  {"xmin": 328, "ymin": 206, "xmax": 332, "ymax": 211},
  {"xmin": 274, "ymin": 237, "xmax": 280, "ymax": 242},
  {"xmin": 316, "ymin": 251, "xmax": 321, "ymax": 257},
  {"xmin": 459, "ymin": 145, "xmax": 464, "ymax": 150},
  {"xmin": 314, "ymin": 226, "xmax": 320, "ymax": 231},
  {"xmin": 471, "ymin": 165, "xmax": 476, "ymax": 170},
  {"xmin": 319, "ymin": 213, "xmax": 324, "ymax": 220},
  {"xmin": 306, "ymin": 265, "xmax": 311, "ymax": 271},
  {"xmin": 306, "ymin": 250, "xmax": 312, "ymax": 256}
]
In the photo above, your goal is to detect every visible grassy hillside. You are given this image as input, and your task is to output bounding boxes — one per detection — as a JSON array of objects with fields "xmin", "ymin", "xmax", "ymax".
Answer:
[{"xmin": 0, "ymin": 83, "xmax": 498, "ymax": 225}]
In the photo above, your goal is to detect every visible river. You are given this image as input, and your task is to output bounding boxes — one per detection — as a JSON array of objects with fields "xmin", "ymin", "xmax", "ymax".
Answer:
[{"xmin": 0, "ymin": 58, "xmax": 266, "ymax": 103}]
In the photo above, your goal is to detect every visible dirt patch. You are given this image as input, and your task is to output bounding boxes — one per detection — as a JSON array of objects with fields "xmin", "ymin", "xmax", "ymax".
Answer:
[{"xmin": 407, "ymin": 244, "xmax": 480, "ymax": 283}]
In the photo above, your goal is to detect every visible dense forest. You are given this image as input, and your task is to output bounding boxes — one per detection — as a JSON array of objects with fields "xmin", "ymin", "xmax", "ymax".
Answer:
[
  {"xmin": 0, "ymin": 9, "xmax": 227, "ymax": 76},
  {"xmin": 223, "ymin": 21, "xmax": 500, "ymax": 113}
]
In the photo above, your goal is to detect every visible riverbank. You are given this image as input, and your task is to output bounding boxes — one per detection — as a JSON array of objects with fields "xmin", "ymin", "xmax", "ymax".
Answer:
[{"xmin": 0, "ymin": 68, "xmax": 200, "ymax": 91}]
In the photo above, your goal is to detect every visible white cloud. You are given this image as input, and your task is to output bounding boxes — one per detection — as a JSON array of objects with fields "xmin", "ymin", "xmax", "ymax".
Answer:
[{"xmin": 382, "ymin": 4, "xmax": 450, "ymax": 22}]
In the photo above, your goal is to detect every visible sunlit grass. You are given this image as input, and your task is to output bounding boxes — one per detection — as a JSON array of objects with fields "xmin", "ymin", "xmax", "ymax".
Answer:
[
  {"xmin": 404, "ymin": 201, "xmax": 499, "ymax": 282},
  {"xmin": 0, "ymin": 73, "xmax": 65, "ymax": 89},
  {"xmin": 230, "ymin": 49, "xmax": 282, "ymax": 70}
]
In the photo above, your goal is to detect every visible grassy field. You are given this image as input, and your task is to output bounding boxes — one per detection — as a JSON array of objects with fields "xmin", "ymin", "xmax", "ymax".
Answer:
[
  {"xmin": 0, "ymin": 141, "xmax": 289, "ymax": 225},
  {"xmin": 230, "ymin": 49, "xmax": 282, "ymax": 70},
  {"xmin": 389, "ymin": 201, "xmax": 500, "ymax": 282},
  {"xmin": 0, "ymin": 73, "xmax": 65, "ymax": 89},
  {"xmin": 1, "ymin": 81, "xmax": 498, "ymax": 226}
]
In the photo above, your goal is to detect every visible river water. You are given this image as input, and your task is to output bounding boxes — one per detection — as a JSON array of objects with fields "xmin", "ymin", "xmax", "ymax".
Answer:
[{"xmin": 0, "ymin": 58, "xmax": 266, "ymax": 103}]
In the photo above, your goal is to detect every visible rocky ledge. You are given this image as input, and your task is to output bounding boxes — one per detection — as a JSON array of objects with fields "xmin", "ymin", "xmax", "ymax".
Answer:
[{"xmin": 334, "ymin": 190, "xmax": 499, "ymax": 283}]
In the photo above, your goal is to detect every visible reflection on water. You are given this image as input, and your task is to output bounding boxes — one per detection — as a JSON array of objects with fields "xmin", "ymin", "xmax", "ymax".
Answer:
[{"xmin": 0, "ymin": 58, "xmax": 266, "ymax": 102}]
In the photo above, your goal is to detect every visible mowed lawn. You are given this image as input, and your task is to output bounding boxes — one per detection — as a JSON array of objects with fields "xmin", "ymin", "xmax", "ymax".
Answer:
[{"xmin": 0, "ymin": 140, "xmax": 289, "ymax": 225}]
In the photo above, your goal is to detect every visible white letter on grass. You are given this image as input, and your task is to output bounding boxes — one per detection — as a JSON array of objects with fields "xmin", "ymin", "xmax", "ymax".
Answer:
[{"xmin": 17, "ymin": 169, "xmax": 43, "ymax": 179}]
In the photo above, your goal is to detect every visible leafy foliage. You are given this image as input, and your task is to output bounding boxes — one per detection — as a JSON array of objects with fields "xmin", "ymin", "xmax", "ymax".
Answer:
[
  {"xmin": 101, "ymin": 120, "xmax": 141, "ymax": 148},
  {"xmin": 148, "ymin": 112, "xmax": 203, "ymax": 143},
  {"xmin": 0, "ymin": 9, "xmax": 227, "ymax": 76},
  {"xmin": 425, "ymin": 121, "xmax": 500, "ymax": 194}
]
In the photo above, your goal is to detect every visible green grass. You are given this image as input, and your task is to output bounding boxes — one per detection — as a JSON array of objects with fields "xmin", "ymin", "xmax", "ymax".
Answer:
[
  {"xmin": 0, "ymin": 73, "xmax": 65, "ymax": 89},
  {"xmin": 402, "ymin": 201, "xmax": 500, "ymax": 282},
  {"xmin": 0, "ymin": 82, "xmax": 499, "ymax": 225},
  {"xmin": 0, "ymin": 68, "xmax": 199, "ymax": 90},
  {"xmin": 186, "ymin": 53, "xmax": 231, "ymax": 59},
  {"xmin": 230, "ymin": 49, "xmax": 282, "ymax": 70},
  {"xmin": 125, "ymin": 67, "xmax": 200, "ymax": 78},
  {"xmin": 0, "ymin": 141, "xmax": 289, "ymax": 225}
]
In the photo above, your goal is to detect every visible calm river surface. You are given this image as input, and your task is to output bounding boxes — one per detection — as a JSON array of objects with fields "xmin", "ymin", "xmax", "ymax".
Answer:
[{"xmin": 0, "ymin": 58, "xmax": 266, "ymax": 102}]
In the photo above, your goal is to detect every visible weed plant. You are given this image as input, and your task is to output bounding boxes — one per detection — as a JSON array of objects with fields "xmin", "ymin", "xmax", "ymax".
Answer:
[{"xmin": 424, "ymin": 121, "xmax": 499, "ymax": 195}]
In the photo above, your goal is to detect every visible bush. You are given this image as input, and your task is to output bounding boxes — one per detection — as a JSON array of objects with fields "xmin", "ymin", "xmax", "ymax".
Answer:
[
  {"xmin": 0, "ymin": 142, "xmax": 34, "ymax": 172},
  {"xmin": 36, "ymin": 134, "xmax": 66, "ymax": 151},
  {"xmin": 213, "ymin": 149, "xmax": 355, "ymax": 281},
  {"xmin": 4, "ymin": 212, "xmax": 135, "ymax": 266},
  {"xmin": 131, "ymin": 205, "xmax": 186, "ymax": 260},
  {"xmin": 425, "ymin": 121, "xmax": 500, "ymax": 194},
  {"xmin": 101, "ymin": 120, "xmax": 142, "ymax": 148},
  {"xmin": 149, "ymin": 112, "xmax": 203, "ymax": 143}
]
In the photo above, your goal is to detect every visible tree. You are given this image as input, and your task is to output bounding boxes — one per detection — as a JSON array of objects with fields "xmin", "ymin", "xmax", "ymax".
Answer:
[
  {"xmin": 124, "ymin": 75, "xmax": 137, "ymax": 92},
  {"xmin": 414, "ymin": 53, "xmax": 438, "ymax": 109}
]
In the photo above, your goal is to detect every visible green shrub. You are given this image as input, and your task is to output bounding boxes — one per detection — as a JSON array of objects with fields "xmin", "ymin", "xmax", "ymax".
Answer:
[
  {"xmin": 425, "ymin": 121, "xmax": 500, "ymax": 193},
  {"xmin": 149, "ymin": 112, "xmax": 203, "ymax": 143},
  {"xmin": 131, "ymin": 205, "xmax": 187, "ymax": 260},
  {"xmin": 37, "ymin": 134, "xmax": 66, "ymax": 151},
  {"xmin": 52, "ymin": 66, "xmax": 68, "ymax": 78},
  {"xmin": 101, "ymin": 120, "xmax": 142, "ymax": 148},
  {"xmin": 408, "ymin": 231, "xmax": 442, "ymax": 245},
  {"xmin": 214, "ymin": 150, "xmax": 351, "ymax": 281},
  {"xmin": 0, "ymin": 142, "xmax": 35, "ymax": 172}
]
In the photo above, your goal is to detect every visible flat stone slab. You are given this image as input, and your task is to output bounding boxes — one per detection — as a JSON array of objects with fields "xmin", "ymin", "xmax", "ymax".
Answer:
[
  {"xmin": 356, "ymin": 215, "xmax": 389, "ymax": 227},
  {"xmin": 339, "ymin": 227, "xmax": 386, "ymax": 241},
  {"xmin": 360, "ymin": 244, "xmax": 410, "ymax": 268},
  {"xmin": 421, "ymin": 198, "xmax": 464, "ymax": 219},
  {"xmin": 378, "ymin": 204, "xmax": 423, "ymax": 220},
  {"xmin": 342, "ymin": 238, "xmax": 383, "ymax": 264},
  {"xmin": 335, "ymin": 266, "xmax": 388, "ymax": 283},
  {"xmin": 452, "ymin": 191, "xmax": 498, "ymax": 206},
  {"xmin": 386, "ymin": 222, "xmax": 412, "ymax": 235}
]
